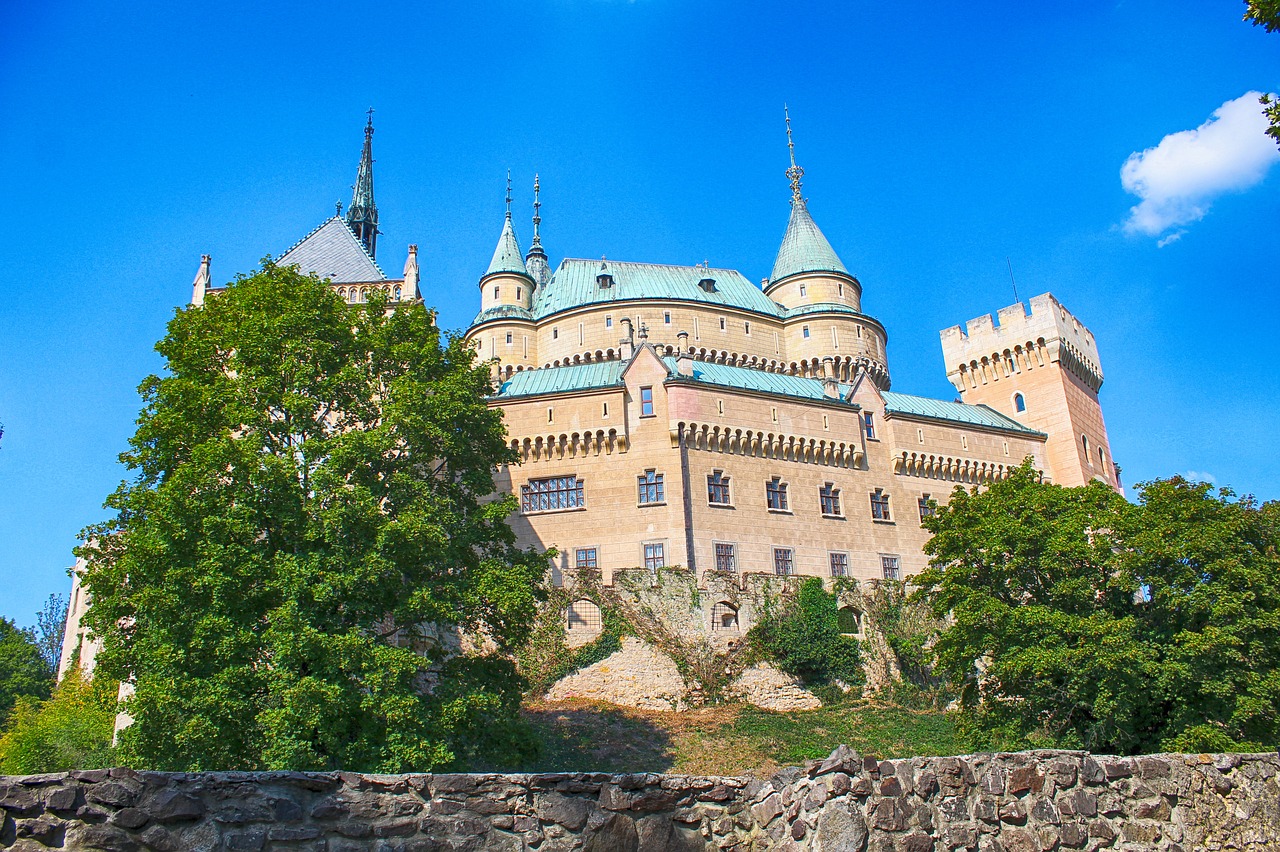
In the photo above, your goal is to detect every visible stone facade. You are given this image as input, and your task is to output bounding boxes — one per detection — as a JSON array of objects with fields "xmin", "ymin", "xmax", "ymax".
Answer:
[{"xmin": 4, "ymin": 749, "xmax": 1276, "ymax": 851}]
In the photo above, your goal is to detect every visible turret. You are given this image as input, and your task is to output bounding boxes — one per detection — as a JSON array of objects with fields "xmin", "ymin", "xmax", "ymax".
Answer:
[
  {"xmin": 524, "ymin": 174, "xmax": 551, "ymax": 289},
  {"xmin": 478, "ymin": 173, "xmax": 535, "ymax": 313},
  {"xmin": 346, "ymin": 110, "xmax": 379, "ymax": 259},
  {"xmin": 403, "ymin": 244, "xmax": 419, "ymax": 301}
]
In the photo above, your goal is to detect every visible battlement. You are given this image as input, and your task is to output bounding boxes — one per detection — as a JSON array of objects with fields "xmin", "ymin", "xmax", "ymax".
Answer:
[{"xmin": 940, "ymin": 293, "xmax": 1103, "ymax": 392}]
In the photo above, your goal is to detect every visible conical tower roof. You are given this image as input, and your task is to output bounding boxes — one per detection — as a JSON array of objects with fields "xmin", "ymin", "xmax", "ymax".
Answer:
[
  {"xmin": 769, "ymin": 200, "xmax": 849, "ymax": 284},
  {"xmin": 485, "ymin": 177, "xmax": 532, "ymax": 280}
]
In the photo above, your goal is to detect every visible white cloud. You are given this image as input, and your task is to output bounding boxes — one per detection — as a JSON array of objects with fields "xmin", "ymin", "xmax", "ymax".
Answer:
[
  {"xmin": 1121, "ymin": 92, "xmax": 1280, "ymax": 241},
  {"xmin": 1179, "ymin": 470, "xmax": 1217, "ymax": 485}
]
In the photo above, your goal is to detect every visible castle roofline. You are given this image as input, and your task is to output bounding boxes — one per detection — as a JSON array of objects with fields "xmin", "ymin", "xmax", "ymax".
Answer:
[{"xmin": 277, "ymin": 216, "xmax": 387, "ymax": 283}]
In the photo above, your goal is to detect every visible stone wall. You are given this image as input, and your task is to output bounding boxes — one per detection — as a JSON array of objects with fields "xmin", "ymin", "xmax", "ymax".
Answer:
[{"xmin": 3, "ymin": 749, "xmax": 1278, "ymax": 851}]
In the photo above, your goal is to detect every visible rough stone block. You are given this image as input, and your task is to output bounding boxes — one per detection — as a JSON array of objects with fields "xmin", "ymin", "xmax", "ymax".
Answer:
[
  {"xmin": 1008, "ymin": 767, "xmax": 1044, "ymax": 796},
  {"xmin": 584, "ymin": 812, "xmax": 638, "ymax": 852},
  {"xmin": 812, "ymin": 804, "xmax": 867, "ymax": 852},
  {"xmin": 751, "ymin": 793, "xmax": 783, "ymax": 826},
  {"xmin": 998, "ymin": 827, "xmax": 1038, "ymax": 852}
]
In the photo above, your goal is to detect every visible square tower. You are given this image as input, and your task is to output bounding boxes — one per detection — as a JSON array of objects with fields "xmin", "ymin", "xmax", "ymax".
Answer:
[{"xmin": 939, "ymin": 293, "xmax": 1119, "ymax": 490}]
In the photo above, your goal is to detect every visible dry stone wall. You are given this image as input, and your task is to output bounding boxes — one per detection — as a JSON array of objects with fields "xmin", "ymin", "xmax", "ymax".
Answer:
[{"xmin": 3, "ymin": 749, "xmax": 1277, "ymax": 851}]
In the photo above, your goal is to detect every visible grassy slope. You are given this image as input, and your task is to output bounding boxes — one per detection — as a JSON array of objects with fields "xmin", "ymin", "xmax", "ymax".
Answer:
[{"xmin": 517, "ymin": 700, "xmax": 965, "ymax": 777}]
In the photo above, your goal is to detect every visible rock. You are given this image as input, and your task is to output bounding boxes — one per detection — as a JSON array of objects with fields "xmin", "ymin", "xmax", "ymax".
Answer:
[
  {"xmin": 110, "ymin": 807, "xmax": 150, "ymax": 830},
  {"xmin": 85, "ymin": 782, "xmax": 139, "ymax": 809},
  {"xmin": 65, "ymin": 822, "xmax": 142, "ymax": 851},
  {"xmin": 813, "ymin": 804, "xmax": 868, "ymax": 852},
  {"xmin": 998, "ymin": 800, "xmax": 1027, "ymax": 825},
  {"xmin": 902, "ymin": 832, "xmax": 934, "ymax": 852},
  {"xmin": 537, "ymin": 792, "xmax": 592, "ymax": 830},
  {"xmin": 1007, "ymin": 767, "xmax": 1043, "ymax": 796},
  {"xmin": 998, "ymin": 827, "xmax": 1038, "ymax": 852},
  {"xmin": 584, "ymin": 812, "xmax": 638, "ymax": 852},
  {"xmin": 15, "ymin": 815, "xmax": 64, "ymax": 846},
  {"xmin": 751, "ymin": 793, "xmax": 783, "ymax": 826},
  {"xmin": 869, "ymin": 798, "xmax": 908, "ymax": 832}
]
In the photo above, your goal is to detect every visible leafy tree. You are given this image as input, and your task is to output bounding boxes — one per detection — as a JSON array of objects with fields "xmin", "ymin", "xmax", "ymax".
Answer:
[
  {"xmin": 0, "ymin": 619, "xmax": 52, "ymax": 723},
  {"xmin": 1244, "ymin": 1, "xmax": 1280, "ymax": 146},
  {"xmin": 34, "ymin": 593, "xmax": 68, "ymax": 675},
  {"xmin": 79, "ymin": 261, "xmax": 547, "ymax": 772},
  {"xmin": 915, "ymin": 461, "xmax": 1280, "ymax": 753},
  {"xmin": 0, "ymin": 666, "xmax": 116, "ymax": 774},
  {"xmin": 749, "ymin": 578, "xmax": 862, "ymax": 689}
]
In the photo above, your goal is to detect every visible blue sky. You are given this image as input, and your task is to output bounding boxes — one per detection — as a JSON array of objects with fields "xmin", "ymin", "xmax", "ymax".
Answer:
[{"xmin": 1, "ymin": 1, "xmax": 1277, "ymax": 626}]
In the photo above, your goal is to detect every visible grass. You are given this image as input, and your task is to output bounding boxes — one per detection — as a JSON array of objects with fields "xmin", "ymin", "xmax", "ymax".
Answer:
[{"xmin": 517, "ymin": 699, "xmax": 966, "ymax": 777}]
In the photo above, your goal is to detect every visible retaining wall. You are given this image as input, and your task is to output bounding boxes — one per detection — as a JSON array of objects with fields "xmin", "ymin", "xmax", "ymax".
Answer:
[{"xmin": 2, "ymin": 749, "xmax": 1277, "ymax": 851}]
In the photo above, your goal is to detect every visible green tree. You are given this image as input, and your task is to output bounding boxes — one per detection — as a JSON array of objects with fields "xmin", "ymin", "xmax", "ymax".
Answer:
[
  {"xmin": 0, "ymin": 666, "xmax": 116, "ymax": 774},
  {"xmin": 915, "ymin": 461, "xmax": 1280, "ymax": 753},
  {"xmin": 34, "ymin": 593, "xmax": 68, "ymax": 675},
  {"xmin": 749, "ymin": 578, "xmax": 862, "ymax": 689},
  {"xmin": 0, "ymin": 618, "xmax": 52, "ymax": 723},
  {"xmin": 1244, "ymin": 1, "xmax": 1280, "ymax": 146},
  {"xmin": 79, "ymin": 261, "xmax": 546, "ymax": 772}
]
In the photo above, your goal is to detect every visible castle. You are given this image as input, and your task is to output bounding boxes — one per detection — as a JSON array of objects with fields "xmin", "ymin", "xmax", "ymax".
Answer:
[{"xmin": 61, "ymin": 115, "xmax": 1119, "ymax": 679}]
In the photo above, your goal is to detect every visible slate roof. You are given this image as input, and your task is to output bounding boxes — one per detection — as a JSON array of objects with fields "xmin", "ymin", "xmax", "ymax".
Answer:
[
  {"xmin": 485, "ymin": 216, "xmax": 531, "ymax": 279},
  {"xmin": 769, "ymin": 201, "xmax": 850, "ymax": 284},
  {"xmin": 278, "ymin": 217, "xmax": 386, "ymax": 283},
  {"xmin": 533, "ymin": 259, "xmax": 784, "ymax": 320},
  {"xmin": 882, "ymin": 392, "xmax": 1046, "ymax": 436}
]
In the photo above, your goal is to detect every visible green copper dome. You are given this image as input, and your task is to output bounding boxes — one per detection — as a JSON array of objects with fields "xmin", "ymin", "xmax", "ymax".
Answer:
[{"xmin": 484, "ymin": 215, "xmax": 532, "ymax": 280}]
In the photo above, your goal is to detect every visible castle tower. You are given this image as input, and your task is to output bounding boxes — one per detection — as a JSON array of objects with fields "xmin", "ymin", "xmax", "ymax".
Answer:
[
  {"xmin": 524, "ymin": 174, "xmax": 551, "ymax": 289},
  {"xmin": 939, "ymin": 293, "xmax": 1119, "ymax": 489},
  {"xmin": 479, "ymin": 172, "xmax": 535, "ymax": 313},
  {"xmin": 346, "ymin": 110, "xmax": 379, "ymax": 259}
]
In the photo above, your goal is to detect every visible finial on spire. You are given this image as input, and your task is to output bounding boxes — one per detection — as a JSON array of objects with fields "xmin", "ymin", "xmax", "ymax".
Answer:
[
  {"xmin": 505, "ymin": 170, "xmax": 512, "ymax": 219},
  {"xmin": 531, "ymin": 173, "xmax": 542, "ymax": 244},
  {"xmin": 784, "ymin": 104, "xmax": 805, "ymax": 206},
  {"xmin": 348, "ymin": 111, "xmax": 379, "ymax": 258},
  {"xmin": 335, "ymin": 200, "xmax": 343, "ymax": 217},
  {"xmin": 365, "ymin": 107, "xmax": 375, "ymax": 133}
]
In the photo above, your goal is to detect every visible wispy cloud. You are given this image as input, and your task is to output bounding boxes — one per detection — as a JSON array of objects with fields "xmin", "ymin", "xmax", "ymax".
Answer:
[
  {"xmin": 1179, "ymin": 470, "xmax": 1217, "ymax": 485},
  {"xmin": 1121, "ymin": 92, "xmax": 1280, "ymax": 242}
]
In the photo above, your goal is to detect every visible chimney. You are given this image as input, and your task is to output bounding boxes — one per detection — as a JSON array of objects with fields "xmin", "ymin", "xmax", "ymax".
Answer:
[
  {"xmin": 619, "ymin": 317, "xmax": 634, "ymax": 360},
  {"xmin": 823, "ymin": 376, "xmax": 839, "ymax": 398},
  {"xmin": 676, "ymin": 331, "xmax": 693, "ymax": 376},
  {"xmin": 403, "ymin": 244, "xmax": 420, "ymax": 300}
]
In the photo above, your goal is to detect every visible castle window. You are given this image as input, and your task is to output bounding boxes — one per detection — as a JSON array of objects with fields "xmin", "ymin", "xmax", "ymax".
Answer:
[
  {"xmin": 349, "ymin": 289, "xmax": 357, "ymax": 303},
  {"xmin": 643, "ymin": 542, "xmax": 666, "ymax": 571},
  {"xmin": 766, "ymin": 477, "xmax": 789, "ymax": 512},
  {"xmin": 823, "ymin": 414, "xmax": 829, "ymax": 431},
  {"xmin": 640, "ymin": 386, "xmax": 654, "ymax": 417},
  {"xmin": 820, "ymin": 483, "xmax": 842, "ymax": 517},
  {"xmin": 918, "ymin": 494, "xmax": 936, "ymax": 523},
  {"xmin": 707, "ymin": 470, "xmax": 732, "ymax": 506},
  {"xmin": 802, "ymin": 325, "xmax": 810, "ymax": 339},
  {"xmin": 552, "ymin": 327, "xmax": 558, "ymax": 339},
  {"xmin": 664, "ymin": 311, "xmax": 671, "ymax": 324},
  {"xmin": 575, "ymin": 548, "xmax": 598, "ymax": 571},
  {"xmin": 506, "ymin": 332, "xmax": 513, "ymax": 344},
  {"xmin": 744, "ymin": 321, "xmax": 751, "ymax": 335},
  {"xmin": 870, "ymin": 489, "xmax": 892, "ymax": 522},
  {"xmin": 832, "ymin": 327, "xmax": 839, "ymax": 349},
  {"xmin": 863, "ymin": 411, "xmax": 876, "ymax": 440},
  {"xmin": 637, "ymin": 469, "xmax": 665, "ymax": 505},
  {"xmin": 712, "ymin": 601, "xmax": 739, "ymax": 630},
  {"xmin": 1003, "ymin": 440, "xmax": 1010, "ymax": 457},
  {"xmin": 771, "ymin": 407, "xmax": 778, "ymax": 423},
  {"xmin": 838, "ymin": 282, "xmax": 843, "ymax": 297},
  {"xmin": 714, "ymin": 542, "xmax": 737, "ymax": 572},
  {"xmin": 394, "ymin": 285, "xmax": 402, "ymax": 300},
  {"xmin": 837, "ymin": 605, "xmax": 861, "ymax": 634},
  {"xmin": 547, "ymin": 407, "xmax": 554, "ymax": 423},
  {"xmin": 494, "ymin": 286, "xmax": 500, "ymax": 300},
  {"xmin": 880, "ymin": 555, "xmax": 902, "ymax": 581},
  {"xmin": 799, "ymin": 283, "xmax": 807, "ymax": 297},
  {"xmin": 829, "ymin": 552, "xmax": 850, "ymax": 578},
  {"xmin": 598, "ymin": 272, "xmax": 614, "ymax": 288},
  {"xmin": 917, "ymin": 428, "xmax": 925, "ymax": 444},
  {"xmin": 773, "ymin": 547, "xmax": 795, "ymax": 576},
  {"xmin": 717, "ymin": 399, "xmax": 724, "ymax": 415},
  {"xmin": 719, "ymin": 317, "xmax": 726, "ymax": 331},
  {"xmin": 579, "ymin": 323, "xmax": 584, "ymax": 345},
  {"xmin": 517, "ymin": 287, "xmax": 522, "ymax": 300},
  {"xmin": 961, "ymin": 435, "xmax": 968, "ymax": 451},
  {"xmin": 857, "ymin": 325, "xmax": 863, "ymax": 338},
  {"xmin": 1099, "ymin": 446, "xmax": 1107, "ymax": 470},
  {"xmin": 699, "ymin": 277, "xmax": 717, "ymax": 293},
  {"xmin": 602, "ymin": 401, "xmax": 609, "ymax": 417},
  {"xmin": 606, "ymin": 316, "xmax": 613, "ymax": 328},
  {"xmin": 521, "ymin": 475, "xmax": 585, "ymax": 513},
  {"xmin": 1014, "ymin": 392, "xmax": 1026, "ymax": 413}
]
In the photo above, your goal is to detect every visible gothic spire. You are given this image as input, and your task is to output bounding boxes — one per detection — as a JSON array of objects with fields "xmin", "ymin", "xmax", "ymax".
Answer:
[
  {"xmin": 524, "ymin": 173, "xmax": 551, "ymax": 288},
  {"xmin": 346, "ymin": 109, "xmax": 379, "ymax": 259},
  {"xmin": 768, "ymin": 107, "xmax": 850, "ymax": 285},
  {"xmin": 784, "ymin": 104, "xmax": 805, "ymax": 207}
]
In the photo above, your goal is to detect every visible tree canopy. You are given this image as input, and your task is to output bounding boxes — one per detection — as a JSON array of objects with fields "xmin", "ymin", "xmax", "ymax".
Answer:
[
  {"xmin": 915, "ymin": 462, "xmax": 1280, "ymax": 753},
  {"xmin": 1244, "ymin": 0, "xmax": 1280, "ymax": 146},
  {"xmin": 0, "ymin": 618, "xmax": 51, "ymax": 724},
  {"xmin": 79, "ymin": 262, "xmax": 547, "ymax": 772}
]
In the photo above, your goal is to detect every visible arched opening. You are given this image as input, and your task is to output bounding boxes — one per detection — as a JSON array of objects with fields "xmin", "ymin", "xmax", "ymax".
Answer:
[
  {"xmin": 837, "ymin": 606, "xmax": 862, "ymax": 636},
  {"xmin": 1013, "ymin": 392, "xmax": 1026, "ymax": 413},
  {"xmin": 565, "ymin": 599, "xmax": 603, "ymax": 647},
  {"xmin": 711, "ymin": 601, "xmax": 739, "ymax": 631}
]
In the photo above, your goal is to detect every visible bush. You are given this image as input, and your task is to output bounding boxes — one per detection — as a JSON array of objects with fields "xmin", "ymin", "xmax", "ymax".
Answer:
[
  {"xmin": 748, "ymin": 578, "xmax": 862, "ymax": 689},
  {"xmin": 0, "ymin": 667, "xmax": 116, "ymax": 774}
]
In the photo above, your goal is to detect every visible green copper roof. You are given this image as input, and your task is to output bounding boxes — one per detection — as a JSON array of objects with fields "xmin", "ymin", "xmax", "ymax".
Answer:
[
  {"xmin": 473, "ymin": 304, "xmax": 535, "ymax": 324},
  {"xmin": 665, "ymin": 357, "xmax": 855, "ymax": 404},
  {"xmin": 495, "ymin": 361, "xmax": 625, "ymax": 399},
  {"xmin": 534, "ymin": 259, "xmax": 783, "ymax": 319},
  {"xmin": 882, "ymin": 392, "xmax": 1045, "ymax": 436},
  {"xmin": 485, "ymin": 215, "xmax": 531, "ymax": 280},
  {"xmin": 769, "ymin": 201, "xmax": 849, "ymax": 284}
]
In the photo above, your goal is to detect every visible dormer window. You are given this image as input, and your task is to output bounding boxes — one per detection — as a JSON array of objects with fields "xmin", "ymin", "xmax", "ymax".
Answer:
[
  {"xmin": 699, "ymin": 277, "xmax": 716, "ymax": 293},
  {"xmin": 597, "ymin": 273, "xmax": 614, "ymax": 288}
]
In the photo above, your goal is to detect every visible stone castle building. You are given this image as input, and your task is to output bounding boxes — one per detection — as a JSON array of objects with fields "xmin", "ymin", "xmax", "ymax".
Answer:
[{"xmin": 60, "ymin": 116, "xmax": 1120, "ymax": 680}]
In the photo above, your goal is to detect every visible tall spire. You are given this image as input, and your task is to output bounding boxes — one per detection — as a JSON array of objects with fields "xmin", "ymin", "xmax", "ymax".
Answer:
[
  {"xmin": 525, "ymin": 173, "xmax": 551, "ymax": 288},
  {"xmin": 485, "ymin": 173, "xmax": 532, "ymax": 281},
  {"xmin": 346, "ymin": 109, "xmax": 379, "ymax": 259},
  {"xmin": 784, "ymin": 104, "xmax": 805, "ymax": 206}
]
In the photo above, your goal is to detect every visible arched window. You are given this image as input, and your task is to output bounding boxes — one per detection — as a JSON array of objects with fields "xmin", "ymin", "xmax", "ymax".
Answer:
[
  {"xmin": 393, "ymin": 284, "xmax": 402, "ymax": 300},
  {"xmin": 712, "ymin": 601, "xmax": 739, "ymax": 631},
  {"xmin": 566, "ymin": 599, "xmax": 603, "ymax": 647},
  {"xmin": 1013, "ymin": 393, "xmax": 1026, "ymax": 413},
  {"xmin": 1082, "ymin": 434, "xmax": 1091, "ymax": 460},
  {"xmin": 837, "ymin": 606, "xmax": 862, "ymax": 635}
]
